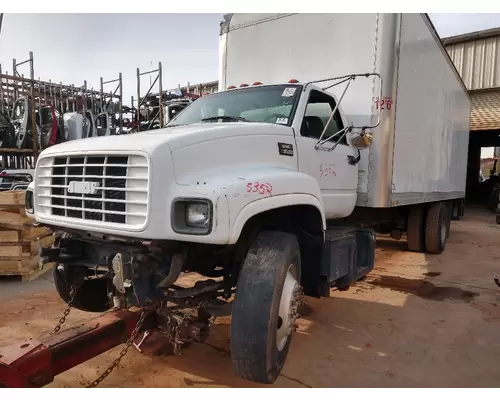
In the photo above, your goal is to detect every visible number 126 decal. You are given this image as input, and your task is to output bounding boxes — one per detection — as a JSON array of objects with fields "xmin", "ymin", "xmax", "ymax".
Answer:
[{"xmin": 373, "ymin": 96, "xmax": 393, "ymax": 110}]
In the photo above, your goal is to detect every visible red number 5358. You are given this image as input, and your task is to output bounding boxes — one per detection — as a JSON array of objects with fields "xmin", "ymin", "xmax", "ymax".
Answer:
[{"xmin": 246, "ymin": 182, "xmax": 273, "ymax": 195}]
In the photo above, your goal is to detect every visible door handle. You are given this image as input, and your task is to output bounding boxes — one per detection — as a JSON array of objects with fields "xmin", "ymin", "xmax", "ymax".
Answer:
[{"xmin": 347, "ymin": 150, "xmax": 361, "ymax": 166}]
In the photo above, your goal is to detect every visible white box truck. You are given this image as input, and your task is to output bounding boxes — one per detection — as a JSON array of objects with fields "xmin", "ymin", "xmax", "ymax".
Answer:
[{"xmin": 26, "ymin": 13, "xmax": 470, "ymax": 384}]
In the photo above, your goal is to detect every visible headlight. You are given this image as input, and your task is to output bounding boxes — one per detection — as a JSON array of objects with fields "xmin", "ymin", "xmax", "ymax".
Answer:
[
  {"xmin": 186, "ymin": 203, "xmax": 210, "ymax": 228},
  {"xmin": 25, "ymin": 189, "xmax": 34, "ymax": 214},
  {"xmin": 172, "ymin": 198, "xmax": 212, "ymax": 235}
]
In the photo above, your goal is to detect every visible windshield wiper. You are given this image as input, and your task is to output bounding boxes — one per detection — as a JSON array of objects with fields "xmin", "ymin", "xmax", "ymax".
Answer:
[{"xmin": 201, "ymin": 116, "xmax": 250, "ymax": 123}]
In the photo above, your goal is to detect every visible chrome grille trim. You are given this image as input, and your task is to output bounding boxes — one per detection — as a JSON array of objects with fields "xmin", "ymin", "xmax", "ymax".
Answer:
[{"xmin": 35, "ymin": 153, "xmax": 149, "ymax": 228}]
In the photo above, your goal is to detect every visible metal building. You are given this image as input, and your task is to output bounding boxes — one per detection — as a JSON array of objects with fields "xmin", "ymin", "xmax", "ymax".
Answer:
[
  {"xmin": 443, "ymin": 27, "xmax": 500, "ymax": 199},
  {"xmin": 444, "ymin": 28, "xmax": 500, "ymax": 131}
]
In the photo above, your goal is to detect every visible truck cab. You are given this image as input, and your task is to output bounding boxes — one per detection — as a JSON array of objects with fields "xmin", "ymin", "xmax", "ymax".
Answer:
[
  {"xmin": 166, "ymin": 81, "xmax": 368, "ymax": 221},
  {"xmin": 26, "ymin": 77, "xmax": 375, "ymax": 385}
]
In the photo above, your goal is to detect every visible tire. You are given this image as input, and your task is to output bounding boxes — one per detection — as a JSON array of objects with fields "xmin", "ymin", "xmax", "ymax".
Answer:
[
  {"xmin": 53, "ymin": 232, "xmax": 111, "ymax": 312},
  {"xmin": 407, "ymin": 206, "xmax": 426, "ymax": 252},
  {"xmin": 425, "ymin": 202, "xmax": 449, "ymax": 254},
  {"xmin": 496, "ymin": 215, "xmax": 500, "ymax": 225},
  {"xmin": 451, "ymin": 200, "xmax": 461, "ymax": 221},
  {"xmin": 230, "ymin": 230, "xmax": 302, "ymax": 384},
  {"xmin": 53, "ymin": 266, "xmax": 111, "ymax": 312},
  {"xmin": 446, "ymin": 202, "xmax": 452, "ymax": 240}
]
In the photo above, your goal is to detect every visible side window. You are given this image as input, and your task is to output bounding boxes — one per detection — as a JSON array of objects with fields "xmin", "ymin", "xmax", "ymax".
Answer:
[{"xmin": 300, "ymin": 90, "xmax": 346, "ymax": 144}]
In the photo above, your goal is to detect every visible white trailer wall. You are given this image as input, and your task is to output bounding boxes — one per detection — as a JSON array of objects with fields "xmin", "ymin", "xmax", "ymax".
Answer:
[
  {"xmin": 389, "ymin": 14, "xmax": 471, "ymax": 205},
  {"xmin": 219, "ymin": 13, "xmax": 470, "ymax": 208},
  {"xmin": 219, "ymin": 13, "xmax": 379, "ymax": 129}
]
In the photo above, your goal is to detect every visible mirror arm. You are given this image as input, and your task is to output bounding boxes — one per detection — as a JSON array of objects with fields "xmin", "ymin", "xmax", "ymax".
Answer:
[
  {"xmin": 316, "ymin": 79, "xmax": 353, "ymax": 146},
  {"xmin": 315, "ymin": 125, "xmax": 352, "ymax": 151}
]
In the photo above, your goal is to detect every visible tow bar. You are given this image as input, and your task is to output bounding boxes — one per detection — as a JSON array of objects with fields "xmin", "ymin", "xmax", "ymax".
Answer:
[
  {"xmin": 0, "ymin": 308, "xmax": 153, "ymax": 388},
  {"xmin": 0, "ymin": 301, "xmax": 212, "ymax": 389}
]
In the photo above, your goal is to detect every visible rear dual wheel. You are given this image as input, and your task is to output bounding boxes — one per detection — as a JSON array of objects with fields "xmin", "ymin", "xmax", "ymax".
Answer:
[
  {"xmin": 230, "ymin": 230, "xmax": 302, "ymax": 384},
  {"xmin": 407, "ymin": 202, "xmax": 450, "ymax": 254},
  {"xmin": 425, "ymin": 202, "xmax": 449, "ymax": 254}
]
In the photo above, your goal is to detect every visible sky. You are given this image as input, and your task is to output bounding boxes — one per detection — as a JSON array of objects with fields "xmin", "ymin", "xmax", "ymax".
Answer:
[
  {"xmin": 0, "ymin": 13, "xmax": 223, "ymax": 105},
  {"xmin": 2, "ymin": 13, "xmax": 500, "ymax": 106}
]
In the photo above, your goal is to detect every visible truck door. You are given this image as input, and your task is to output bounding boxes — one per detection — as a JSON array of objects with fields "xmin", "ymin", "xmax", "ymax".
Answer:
[
  {"xmin": 84, "ymin": 111, "xmax": 95, "ymax": 138},
  {"xmin": 294, "ymin": 89, "xmax": 359, "ymax": 219},
  {"xmin": 95, "ymin": 112, "xmax": 110, "ymax": 137},
  {"xmin": 12, "ymin": 97, "xmax": 29, "ymax": 149}
]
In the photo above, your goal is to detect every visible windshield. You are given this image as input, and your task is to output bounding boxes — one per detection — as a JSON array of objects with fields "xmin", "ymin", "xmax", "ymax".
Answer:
[{"xmin": 167, "ymin": 84, "xmax": 302, "ymax": 127}]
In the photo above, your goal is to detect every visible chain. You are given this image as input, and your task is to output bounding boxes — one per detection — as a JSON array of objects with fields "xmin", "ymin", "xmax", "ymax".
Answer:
[
  {"xmin": 52, "ymin": 284, "xmax": 80, "ymax": 334},
  {"xmin": 165, "ymin": 300, "xmax": 216, "ymax": 356},
  {"xmin": 52, "ymin": 286, "xmax": 216, "ymax": 388},
  {"xmin": 85, "ymin": 309, "xmax": 149, "ymax": 388},
  {"xmin": 86, "ymin": 301, "xmax": 214, "ymax": 387}
]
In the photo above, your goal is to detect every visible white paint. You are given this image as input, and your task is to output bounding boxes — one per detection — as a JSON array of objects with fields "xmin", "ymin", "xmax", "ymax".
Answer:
[
  {"xmin": 391, "ymin": 14, "xmax": 470, "ymax": 195},
  {"xmin": 30, "ymin": 13, "xmax": 469, "ymax": 245}
]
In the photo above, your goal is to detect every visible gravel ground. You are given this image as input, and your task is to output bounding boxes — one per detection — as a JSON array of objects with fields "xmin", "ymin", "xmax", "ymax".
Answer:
[{"xmin": 1, "ymin": 208, "xmax": 500, "ymax": 388}]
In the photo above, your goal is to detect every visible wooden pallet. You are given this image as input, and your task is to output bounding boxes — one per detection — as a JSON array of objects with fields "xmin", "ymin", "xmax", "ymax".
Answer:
[{"xmin": 0, "ymin": 190, "xmax": 56, "ymax": 282}]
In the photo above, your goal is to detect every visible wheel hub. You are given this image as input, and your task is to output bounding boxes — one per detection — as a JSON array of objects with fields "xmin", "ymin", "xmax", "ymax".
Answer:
[{"xmin": 276, "ymin": 265, "xmax": 301, "ymax": 351}]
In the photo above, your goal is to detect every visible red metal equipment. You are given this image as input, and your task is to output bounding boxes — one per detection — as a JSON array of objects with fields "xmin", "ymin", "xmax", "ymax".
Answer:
[{"xmin": 0, "ymin": 308, "xmax": 153, "ymax": 388}]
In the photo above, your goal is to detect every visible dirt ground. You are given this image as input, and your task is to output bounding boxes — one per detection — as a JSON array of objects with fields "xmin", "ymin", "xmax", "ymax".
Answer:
[{"xmin": 1, "ymin": 208, "xmax": 500, "ymax": 388}]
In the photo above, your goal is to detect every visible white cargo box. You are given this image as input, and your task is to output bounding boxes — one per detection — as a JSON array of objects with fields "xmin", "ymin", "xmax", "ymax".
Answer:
[{"xmin": 219, "ymin": 13, "xmax": 471, "ymax": 208}]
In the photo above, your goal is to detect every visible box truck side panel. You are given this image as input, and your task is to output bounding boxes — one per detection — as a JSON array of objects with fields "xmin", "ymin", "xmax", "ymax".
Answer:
[
  {"xmin": 220, "ymin": 13, "xmax": 379, "ymax": 128},
  {"xmin": 390, "ymin": 14, "xmax": 471, "ymax": 205}
]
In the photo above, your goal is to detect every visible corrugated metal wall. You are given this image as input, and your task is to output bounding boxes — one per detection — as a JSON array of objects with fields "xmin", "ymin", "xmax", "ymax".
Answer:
[
  {"xmin": 445, "ymin": 34, "xmax": 500, "ymax": 131},
  {"xmin": 446, "ymin": 37, "xmax": 500, "ymax": 90}
]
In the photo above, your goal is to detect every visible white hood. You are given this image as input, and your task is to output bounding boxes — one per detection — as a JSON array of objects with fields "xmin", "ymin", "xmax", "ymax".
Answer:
[{"xmin": 38, "ymin": 122, "xmax": 293, "ymax": 158}]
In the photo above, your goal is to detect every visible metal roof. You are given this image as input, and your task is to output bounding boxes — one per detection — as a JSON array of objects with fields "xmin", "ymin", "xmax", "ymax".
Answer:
[{"xmin": 442, "ymin": 27, "xmax": 500, "ymax": 46}]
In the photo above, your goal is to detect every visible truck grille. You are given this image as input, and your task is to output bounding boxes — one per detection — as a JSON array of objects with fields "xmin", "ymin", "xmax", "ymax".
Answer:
[{"xmin": 36, "ymin": 154, "xmax": 149, "ymax": 227}]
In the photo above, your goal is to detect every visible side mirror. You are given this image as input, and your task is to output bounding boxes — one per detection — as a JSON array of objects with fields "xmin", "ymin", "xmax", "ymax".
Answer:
[{"xmin": 347, "ymin": 129, "xmax": 373, "ymax": 150}]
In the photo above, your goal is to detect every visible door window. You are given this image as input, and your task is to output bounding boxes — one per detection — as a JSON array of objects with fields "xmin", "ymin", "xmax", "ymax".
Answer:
[{"xmin": 300, "ymin": 90, "xmax": 346, "ymax": 144}]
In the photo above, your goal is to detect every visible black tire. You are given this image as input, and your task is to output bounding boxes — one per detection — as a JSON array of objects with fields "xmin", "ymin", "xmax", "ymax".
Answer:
[
  {"xmin": 496, "ymin": 215, "xmax": 500, "ymax": 225},
  {"xmin": 52, "ymin": 232, "xmax": 111, "ymax": 312},
  {"xmin": 230, "ymin": 230, "xmax": 302, "ymax": 384},
  {"xmin": 53, "ymin": 266, "xmax": 111, "ymax": 312},
  {"xmin": 407, "ymin": 206, "xmax": 426, "ymax": 252},
  {"xmin": 446, "ymin": 202, "xmax": 452, "ymax": 240},
  {"xmin": 425, "ymin": 202, "xmax": 449, "ymax": 254},
  {"xmin": 451, "ymin": 200, "xmax": 461, "ymax": 221}
]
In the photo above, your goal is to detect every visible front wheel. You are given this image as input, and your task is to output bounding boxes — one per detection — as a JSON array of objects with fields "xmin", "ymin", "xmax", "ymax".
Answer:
[
  {"xmin": 53, "ymin": 265, "xmax": 112, "ymax": 313},
  {"xmin": 230, "ymin": 230, "xmax": 302, "ymax": 384}
]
